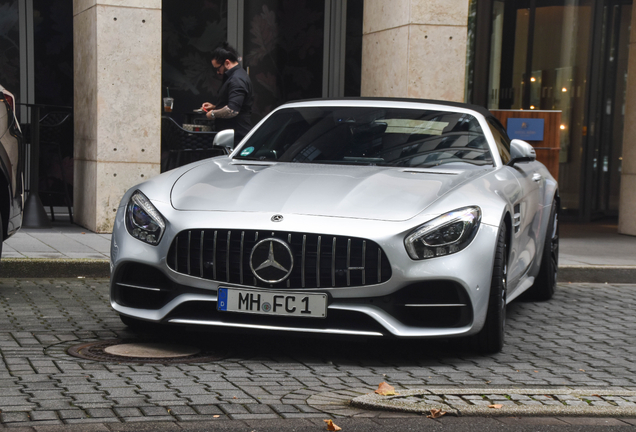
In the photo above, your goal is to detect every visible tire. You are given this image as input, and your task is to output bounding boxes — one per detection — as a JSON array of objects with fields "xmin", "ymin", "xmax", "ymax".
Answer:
[
  {"xmin": 473, "ymin": 223, "xmax": 508, "ymax": 354},
  {"xmin": 527, "ymin": 200, "xmax": 559, "ymax": 301}
]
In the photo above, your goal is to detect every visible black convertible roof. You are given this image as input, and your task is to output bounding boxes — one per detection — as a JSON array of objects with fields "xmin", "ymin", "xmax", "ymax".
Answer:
[{"xmin": 291, "ymin": 97, "xmax": 494, "ymax": 119}]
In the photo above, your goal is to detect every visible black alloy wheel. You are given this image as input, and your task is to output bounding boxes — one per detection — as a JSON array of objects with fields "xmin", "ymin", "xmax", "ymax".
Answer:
[{"xmin": 473, "ymin": 223, "xmax": 508, "ymax": 354}]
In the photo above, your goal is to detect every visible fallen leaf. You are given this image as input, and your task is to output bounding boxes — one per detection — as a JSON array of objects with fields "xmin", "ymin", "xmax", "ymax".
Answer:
[
  {"xmin": 375, "ymin": 381, "xmax": 397, "ymax": 396},
  {"xmin": 213, "ymin": 415, "xmax": 220, "ymax": 418},
  {"xmin": 485, "ymin": 381, "xmax": 491, "ymax": 384},
  {"xmin": 233, "ymin": 396, "xmax": 237, "ymax": 399},
  {"xmin": 579, "ymin": 369, "xmax": 585, "ymax": 372},
  {"xmin": 324, "ymin": 419, "xmax": 342, "ymax": 431},
  {"xmin": 426, "ymin": 408, "xmax": 446, "ymax": 419},
  {"xmin": 489, "ymin": 404, "xmax": 503, "ymax": 409},
  {"xmin": 534, "ymin": 370, "xmax": 538, "ymax": 373}
]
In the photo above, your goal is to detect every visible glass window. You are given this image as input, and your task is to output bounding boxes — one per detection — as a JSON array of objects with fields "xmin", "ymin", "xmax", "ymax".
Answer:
[
  {"xmin": 344, "ymin": 0, "xmax": 364, "ymax": 97},
  {"xmin": 487, "ymin": 118, "xmax": 511, "ymax": 165},
  {"xmin": 0, "ymin": 1, "xmax": 20, "ymax": 95},
  {"xmin": 464, "ymin": 0, "xmax": 478, "ymax": 103},
  {"xmin": 236, "ymin": 107, "xmax": 493, "ymax": 168},
  {"xmin": 33, "ymin": 0, "xmax": 73, "ymax": 106},
  {"xmin": 243, "ymin": 1, "xmax": 325, "ymax": 123},
  {"xmin": 161, "ymin": 0, "xmax": 227, "ymax": 123}
]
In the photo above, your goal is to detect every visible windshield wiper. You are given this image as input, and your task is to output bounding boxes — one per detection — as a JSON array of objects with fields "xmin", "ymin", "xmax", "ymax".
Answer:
[{"xmin": 342, "ymin": 157, "xmax": 385, "ymax": 165}]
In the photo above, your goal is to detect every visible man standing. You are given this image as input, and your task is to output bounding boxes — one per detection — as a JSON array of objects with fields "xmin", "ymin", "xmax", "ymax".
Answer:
[{"xmin": 201, "ymin": 43, "xmax": 254, "ymax": 144}]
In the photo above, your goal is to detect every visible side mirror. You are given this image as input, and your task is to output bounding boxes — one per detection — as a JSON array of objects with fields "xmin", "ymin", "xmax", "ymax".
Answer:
[
  {"xmin": 213, "ymin": 129, "xmax": 234, "ymax": 150},
  {"xmin": 508, "ymin": 139, "xmax": 536, "ymax": 166}
]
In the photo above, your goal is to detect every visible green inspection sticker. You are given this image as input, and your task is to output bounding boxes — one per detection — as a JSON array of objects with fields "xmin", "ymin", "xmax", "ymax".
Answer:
[{"xmin": 240, "ymin": 147, "xmax": 254, "ymax": 156}]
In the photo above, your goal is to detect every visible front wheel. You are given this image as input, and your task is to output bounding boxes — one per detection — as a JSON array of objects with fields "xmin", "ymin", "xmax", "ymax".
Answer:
[{"xmin": 473, "ymin": 223, "xmax": 508, "ymax": 354}]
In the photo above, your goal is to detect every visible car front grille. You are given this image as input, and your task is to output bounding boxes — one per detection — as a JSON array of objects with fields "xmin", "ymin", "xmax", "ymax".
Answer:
[{"xmin": 166, "ymin": 229, "xmax": 392, "ymax": 289}]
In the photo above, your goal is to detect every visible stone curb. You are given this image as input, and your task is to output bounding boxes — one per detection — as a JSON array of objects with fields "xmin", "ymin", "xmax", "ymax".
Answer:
[
  {"xmin": 0, "ymin": 258, "xmax": 110, "ymax": 278},
  {"xmin": 559, "ymin": 265, "xmax": 636, "ymax": 283},
  {"xmin": 349, "ymin": 388, "xmax": 636, "ymax": 417}
]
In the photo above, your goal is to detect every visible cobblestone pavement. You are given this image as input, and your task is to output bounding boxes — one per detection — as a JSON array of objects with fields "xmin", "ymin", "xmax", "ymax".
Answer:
[{"xmin": 0, "ymin": 279, "xmax": 635, "ymax": 427}]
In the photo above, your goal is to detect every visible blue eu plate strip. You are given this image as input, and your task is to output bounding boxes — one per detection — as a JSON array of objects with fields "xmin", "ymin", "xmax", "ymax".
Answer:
[{"xmin": 217, "ymin": 288, "xmax": 228, "ymax": 311}]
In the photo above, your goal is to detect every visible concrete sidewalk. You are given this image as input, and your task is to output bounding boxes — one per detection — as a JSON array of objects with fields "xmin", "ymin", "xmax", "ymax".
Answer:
[
  {"xmin": 1, "ymin": 217, "xmax": 635, "ymax": 281},
  {"xmin": 1, "ymin": 218, "xmax": 111, "ymax": 277},
  {"xmin": 558, "ymin": 220, "xmax": 636, "ymax": 283}
]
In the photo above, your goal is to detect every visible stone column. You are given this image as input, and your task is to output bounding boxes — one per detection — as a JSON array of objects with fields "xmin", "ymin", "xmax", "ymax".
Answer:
[
  {"xmin": 361, "ymin": 0, "xmax": 470, "ymax": 101},
  {"xmin": 618, "ymin": 6, "xmax": 636, "ymax": 236},
  {"xmin": 73, "ymin": 0, "xmax": 161, "ymax": 233}
]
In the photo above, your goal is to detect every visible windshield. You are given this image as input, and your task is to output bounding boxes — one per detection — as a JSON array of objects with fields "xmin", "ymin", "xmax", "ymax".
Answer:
[{"xmin": 234, "ymin": 106, "xmax": 493, "ymax": 167}]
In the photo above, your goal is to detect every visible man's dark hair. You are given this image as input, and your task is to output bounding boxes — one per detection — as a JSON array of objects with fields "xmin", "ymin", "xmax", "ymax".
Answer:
[{"xmin": 211, "ymin": 42, "xmax": 240, "ymax": 64}]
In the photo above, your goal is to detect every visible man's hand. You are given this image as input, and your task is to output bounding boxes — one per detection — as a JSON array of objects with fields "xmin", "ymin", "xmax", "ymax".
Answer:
[{"xmin": 201, "ymin": 102, "xmax": 215, "ymax": 111}]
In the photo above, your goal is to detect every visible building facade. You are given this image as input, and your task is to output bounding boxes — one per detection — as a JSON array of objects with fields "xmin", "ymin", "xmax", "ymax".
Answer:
[{"xmin": 1, "ymin": 0, "xmax": 634, "ymax": 234}]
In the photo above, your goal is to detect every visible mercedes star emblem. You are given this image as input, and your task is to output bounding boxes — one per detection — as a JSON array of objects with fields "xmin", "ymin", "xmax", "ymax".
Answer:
[
  {"xmin": 271, "ymin": 214, "xmax": 284, "ymax": 222},
  {"xmin": 249, "ymin": 238, "xmax": 294, "ymax": 283}
]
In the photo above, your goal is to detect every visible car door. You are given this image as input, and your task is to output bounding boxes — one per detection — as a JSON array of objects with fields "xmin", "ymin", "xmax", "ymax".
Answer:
[
  {"xmin": 508, "ymin": 160, "xmax": 545, "ymax": 281},
  {"xmin": 487, "ymin": 118, "xmax": 544, "ymax": 289}
]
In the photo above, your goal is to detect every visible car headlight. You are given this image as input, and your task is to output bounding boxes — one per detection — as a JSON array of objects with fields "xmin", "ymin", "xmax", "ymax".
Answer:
[
  {"xmin": 125, "ymin": 191, "xmax": 166, "ymax": 245},
  {"xmin": 404, "ymin": 207, "xmax": 481, "ymax": 260}
]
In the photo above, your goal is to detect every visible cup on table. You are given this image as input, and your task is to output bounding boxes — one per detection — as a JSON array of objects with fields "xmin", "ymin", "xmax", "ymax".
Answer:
[{"xmin": 163, "ymin": 97, "xmax": 174, "ymax": 113}]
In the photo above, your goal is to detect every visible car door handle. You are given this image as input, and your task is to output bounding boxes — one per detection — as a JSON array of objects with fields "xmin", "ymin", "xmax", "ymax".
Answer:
[{"xmin": 532, "ymin": 173, "xmax": 542, "ymax": 182}]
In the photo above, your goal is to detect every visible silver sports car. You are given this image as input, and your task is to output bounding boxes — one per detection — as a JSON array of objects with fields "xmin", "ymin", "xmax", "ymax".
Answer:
[{"xmin": 110, "ymin": 98, "xmax": 559, "ymax": 353}]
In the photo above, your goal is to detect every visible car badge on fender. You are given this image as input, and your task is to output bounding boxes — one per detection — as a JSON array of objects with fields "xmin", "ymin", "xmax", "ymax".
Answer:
[
  {"xmin": 271, "ymin": 214, "xmax": 284, "ymax": 222},
  {"xmin": 250, "ymin": 238, "xmax": 294, "ymax": 283}
]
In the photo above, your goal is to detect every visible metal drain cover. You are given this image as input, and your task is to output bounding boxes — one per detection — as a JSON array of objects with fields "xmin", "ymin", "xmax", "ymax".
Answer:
[
  {"xmin": 104, "ymin": 342, "xmax": 200, "ymax": 358},
  {"xmin": 68, "ymin": 339, "xmax": 228, "ymax": 364}
]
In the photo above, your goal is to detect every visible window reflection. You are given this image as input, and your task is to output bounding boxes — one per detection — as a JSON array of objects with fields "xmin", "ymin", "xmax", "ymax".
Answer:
[{"xmin": 488, "ymin": 1, "xmax": 592, "ymax": 212}]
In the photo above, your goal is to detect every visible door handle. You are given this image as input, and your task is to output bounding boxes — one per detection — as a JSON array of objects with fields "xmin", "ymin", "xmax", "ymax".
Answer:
[{"xmin": 532, "ymin": 173, "xmax": 542, "ymax": 182}]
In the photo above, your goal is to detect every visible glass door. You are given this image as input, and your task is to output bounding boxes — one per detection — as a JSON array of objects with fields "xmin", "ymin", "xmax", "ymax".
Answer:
[
  {"xmin": 241, "ymin": 0, "xmax": 326, "ymax": 123},
  {"xmin": 239, "ymin": 0, "xmax": 364, "ymax": 123},
  {"xmin": 585, "ymin": 0, "xmax": 631, "ymax": 218},
  {"xmin": 488, "ymin": 0, "xmax": 593, "ymax": 217}
]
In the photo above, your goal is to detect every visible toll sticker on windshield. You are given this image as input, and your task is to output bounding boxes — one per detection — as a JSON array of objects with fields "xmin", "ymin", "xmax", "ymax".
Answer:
[{"xmin": 240, "ymin": 147, "xmax": 254, "ymax": 156}]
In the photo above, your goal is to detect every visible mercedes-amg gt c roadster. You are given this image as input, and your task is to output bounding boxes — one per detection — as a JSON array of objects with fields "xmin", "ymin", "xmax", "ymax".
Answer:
[{"xmin": 110, "ymin": 98, "xmax": 559, "ymax": 353}]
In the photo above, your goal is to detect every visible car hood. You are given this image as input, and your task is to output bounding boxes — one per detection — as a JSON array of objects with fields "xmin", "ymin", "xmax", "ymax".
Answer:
[{"xmin": 170, "ymin": 158, "xmax": 490, "ymax": 221}]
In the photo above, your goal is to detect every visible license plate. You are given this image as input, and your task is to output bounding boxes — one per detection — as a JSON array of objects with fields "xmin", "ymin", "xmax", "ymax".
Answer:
[{"xmin": 217, "ymin": 287, "xmax": 327, "ymax": 318}]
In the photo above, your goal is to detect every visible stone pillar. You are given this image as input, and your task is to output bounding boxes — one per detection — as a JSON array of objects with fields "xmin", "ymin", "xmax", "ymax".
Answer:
[
  {"xmin": 618, "ymin": 6, "xmax": 636, "ymax": 236},
  {"xmin": 73, "ymin": 0, "xmax": 161, "ymax": 233},
  {"xmin": 361, "ymin": 0, "xmax": 469, "ymax": 101}
]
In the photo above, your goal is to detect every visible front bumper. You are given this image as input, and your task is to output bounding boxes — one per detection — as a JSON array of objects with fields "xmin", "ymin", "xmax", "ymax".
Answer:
[{"xmin": 110, "ymin": 206, "xmax": 499, "ymax": 338}]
